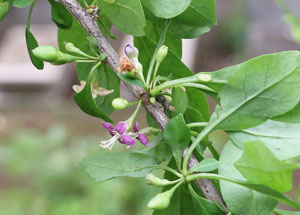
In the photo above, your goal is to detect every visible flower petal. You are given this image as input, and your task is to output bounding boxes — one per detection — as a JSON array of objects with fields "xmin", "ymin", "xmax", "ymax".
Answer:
[
  {"xmin": 137, "ymin": 134, "xmax": 151, "ymax": 147},
  {"xmin": 133, "ymin": 121, "xmax": 139, "ymax": 133},
  {"xmin": 102, "ymin": 122, "xmax": 114, "ymax": 136},
  {"xmin": 125, "ymin": 44, "xmax": 138, "ymax": 59},
  {"xmin": 114, "ymin": 122, "xmax": 128, "ymax": 135},
  {"xmin": 119, "ymin": 134, "xmax": 136, "ymax": 146}
]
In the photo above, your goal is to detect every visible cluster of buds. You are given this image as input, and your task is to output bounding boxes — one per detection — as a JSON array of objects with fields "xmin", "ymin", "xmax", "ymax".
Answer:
[{"xmin": 100, "ymin": 121, "xmax": 151, "ymax": 150}]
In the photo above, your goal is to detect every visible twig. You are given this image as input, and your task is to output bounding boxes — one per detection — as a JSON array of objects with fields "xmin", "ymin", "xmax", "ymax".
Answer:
[{"xmin": 59, "ymin": 0, "xmax": 226, "ymax": 210}]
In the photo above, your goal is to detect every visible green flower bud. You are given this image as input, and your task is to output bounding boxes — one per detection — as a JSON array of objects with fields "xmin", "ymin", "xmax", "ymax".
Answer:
[
  {"xmin": 197, "ymin": 74, "xmax": 212, "ymax": 82},
  {"xmin": 32, "ymin": 46, "xmax": 60, "ymax": 62},
  {"xmin": 103, "ymin": 0, "xmax": 115, "ymax": 4},
  {"xmin": 150, "ymin": 97, "xmax": 156, "ymax": 104},
  {"xmin": 147, "ymin": 192, "xmax": 171, "ymax": 210},
  {"xmin": 146, "ymin": 174, "xmax": 172, "ymax": 187},
  {"xmin": 87, "ymin": 8, "xmax": 94, "ymax": 14},
  {"xmin": 65, "ymin": 42, "xmax": 83, "ymax": 55},
  {"xmin": 112, "ymin": 98, "xmax": 129, "ymax": 110},
  {"xmin": 156, "ymin": 45, "xmax": 168, "ymax": 64}
]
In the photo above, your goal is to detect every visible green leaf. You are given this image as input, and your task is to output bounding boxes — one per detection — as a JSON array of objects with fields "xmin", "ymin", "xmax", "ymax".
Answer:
[
  {"xmin": 229, "ymin": 120, "xmax": 300, "ymax": 160},
  {"xmin": 200, "ymin": 172, "xmax": 300, "ymax": 210},
  {"xmin": 87, "ymin": 36, "xmax": 99, "ymax": 56},
  {"xmin": 168, "ymin": 19, "xmax": 210, "ymax": 39},
  {"xmin": 96, "ymin": 0, "xmax": 146, "ymax": 36},
  {"xmin": 25, "ymin": 28, "xmax": 44, "ymax": 70},
  {"xmin": 172, "ymin": 87, "xmax": 188, "ymax": 114},
  {"xmin": 164, "ymin": 114, "xmax": 191, "ymax": 168},
  {"xmin": 184, "ymin": 107, "xmax": 206, "ymax": 134},
  {"xmin": 219, "ymin": 141, "xmax": 277, "ymax": 215},
  {"xmin": 0, "ymin": 0, "xmax": 12, "ymax": 21},
  {"xmin": 186, "ymin": 88, "xmax": 209, "ymax": 121},
  {"xmin": 235, "ymin": 140, "xmax": 299, "ymax": 192},
  {"xmin": 80, "ymin": 152, "xmax": 157, "ymax": 181},
  {"xmin": 74, "ymin": 64, "xmax": 113, "ymax": 123},
  {"xmin": 141, "ymin": 0, "xmax": 191, "ymax": 19},
  {"xmin": 48, "ymin": 0, "xmax": 73, "ymax": 29},
  {"xmin": 189, "ymin": 158, "xmax": 218, "ymax": 173},
  {"xmin": 118, "ymin": 73, "xmax": 145, "ymax": 88},
  {"xmin": 209, "ymin": 51, "xmax": 300, "ymax": 130},
  {"xmin": 273, "ymin": 209, "xmax": 300, "ymax": 215},
  {"xmin": 58, "ymin": 18, "xmax": 88, "ymax": 53},
  {"xmin": 175, "ymin": 0, "xmax": 217, "ymax": 27},
  {"xmin": 96, "ymin": 65, "xmax": 120, "ymax": 115},
  {"xmin": 188, "ymin": 183, "xmax": 225, "ymax": 215},
  {"xmin": 13, "ymin": 0, "xmax": 32, "ymax": 8},
  {"xmin": 273, "ymin": 101, "xmax": 300, "ymax": 123}
]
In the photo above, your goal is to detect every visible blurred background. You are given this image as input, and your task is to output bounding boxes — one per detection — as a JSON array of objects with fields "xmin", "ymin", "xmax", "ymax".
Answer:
[{"xmin": 0, "ymin": 0, "xmax": 300, "ymax": 214}]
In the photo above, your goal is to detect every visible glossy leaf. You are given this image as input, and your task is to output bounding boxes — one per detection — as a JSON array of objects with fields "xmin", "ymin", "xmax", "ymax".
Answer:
[
  {"xmin": 58, "ymin": 18, "xmax": 88, "ymax": 53},
  {"xmin": 0, "ymin": 0, "xmax": 12, "ymax": 21},
  {"xmin": 235, "ymin": 140, "xmax": 299, "ymax": 192},
  {"xmin": 189, "ymin": 158, "xmax": 218, "ymax": 173},
  {"xmin": 168, "ymin": 19, "xmax": 210, "ymax": 39},
  {"xmin": 209, "ymin": 51, "xmax": 300, "ymax": 131},
  {"xmin": 13, "ymin": 0, "xmax": 32, "ymax": 8},
  {"xmin": 229, "ymin": 120, "xmax": 300, "ymax": 160},
  {"xmin": 172, "ymin": 87, "xmax": 188, "ymax": 114},
  {"xmin": 164, "ymin": 114, "xmax": 191, "ymax": 168},
  {"xmin": 141, "ymin": 0, "xmax": 191, "ymax": 19},
  {"xmin": 186, "ymin": 88, "xmax": 210, "ymax": 121},
  {"xmin": 87, "ymin": 36, "xmax": 99, "ymax": 56},
  {"xmin": 80, "ymin": 152, "xmax": 157, "ymax": 181},
  {"xmin": 219, "ymin": 141, "xmax": 277, "ymax": 215},
  {"xmin": 188, "ymin": 183, "xmax": 225, "ymax": 215},
  {"xmin": 175, "ymin": 0, "xmax": 217, "ymax": 27},
  {"xmin": 74, "ymin": 64, "xmax": 113, "ymax": 123},
  {"xmin": 118, "ymin": 73, "xmax": 145, "ymax": 88},
  {"xmin": 273, "ymin": 101, "xmax": 300, "ymax": 123},
  {"xmin": 48, "ymin": 0, "xmax": 73, "ymax": 29},
  {"xmin": 25, "ymin": 28, "xmax": 44, "ymax": 70},
  {"xmin": 96, "ymin": 0, "xmax": 146, "ymax": 36}
]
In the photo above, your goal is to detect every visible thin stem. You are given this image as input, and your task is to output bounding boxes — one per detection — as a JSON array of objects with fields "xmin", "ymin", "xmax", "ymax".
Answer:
[
  {"xmin": 75, "ymin": 59, "xmax": 98, "ymax": 63},
  {"xmin": 146, "ymin": 20, "xmax": 170, "ymax": 86},
  {"xmin": 187, "ymin": 122, "xmax": 208, "ymax": 128},
  {"xmin": 90, "ymin": 60, "xmax": 102, "ymax": 73},
  {"xmin": 150, "ymin": 62, "xmax": 160, "ymax": 88},
  {"xmin": 178, "ymin": 83, "xmax": 216, "ymax": 93},
  {"xmin": 148, "ymin": 165, "xmax": 183, "ymax": 178},
  {"xmin": 182, "ymin": 123, "xmax": 216, "ymax": 175},
  {"xmin": 27, "ymin": 0, "xmax": 38, "ymax": 29},
  {"xmin": 207, "ymin": 142, "xmax": 220, "ymax": 160},
  {"xmin": 126, "ymin": 100, "xmax": 142, "ymax": 128}
]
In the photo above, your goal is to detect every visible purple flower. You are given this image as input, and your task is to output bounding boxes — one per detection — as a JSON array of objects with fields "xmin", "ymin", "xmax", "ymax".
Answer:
[
  {"xmin": 133, "ymin": 122, "xmax": 151, "ymax": 147},
  {"xmin": 100, "ymin": 121, "xmax": 136, "ymax": 150},
  {"xmin": 125, "ymin": 44, "xmax": 139, "ymax": 59},
  {"xmin": 100, "ymin": 121, "xmax": 151, "ymax": 150}
]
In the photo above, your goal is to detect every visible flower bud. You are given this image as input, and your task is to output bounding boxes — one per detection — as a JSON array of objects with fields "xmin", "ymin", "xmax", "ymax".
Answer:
[
  {"xmin": 147, "ymin": 192, "xmax": 171, "ymax": 210},
  {"xmin": 125, "ymin": 44, "xmax": 139, "ymax": 60},
  {"xmin": 112, "ymin": 98, "xmax": 129, "ymax": 110},
  {"xmin": 146, "ymin": 174, "xmax": 171, "ymax": 187},
  {"xmin": 156, "ymin": 45, "xmax": 168, "ymax": 64},
  {"xmin": 32, "ymin": 46, "xmax": 60, "ymax": 62},
  {"xmin": 65, "ymin": 42, "xmax": 83, "ymax": 55},
  {"xmin": 150, "ymin": 97, "xmax": 156, "ymax": 104},
  {"xmin": 197, "ymin": 74, "xmax": 212, "ymax": 82}
]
